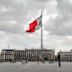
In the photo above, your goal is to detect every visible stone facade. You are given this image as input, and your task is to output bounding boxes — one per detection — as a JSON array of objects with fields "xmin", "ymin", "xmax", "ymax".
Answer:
[
  {"xmin": 1, "ymin": 49, "xmax": 15, "ymax": 62},
  {"xmin": 1, "ymin": 49, "xmax": 55, "ymax": 62},
  {"xmin": 59, "ymin": 51, "xmax": 72, "ymax": 62}
]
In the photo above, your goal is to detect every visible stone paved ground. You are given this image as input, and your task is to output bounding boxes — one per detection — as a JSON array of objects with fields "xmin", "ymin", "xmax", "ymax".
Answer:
[{"xmin": 0, "ymin": 62, "xmax": 72, "ymax": 72}]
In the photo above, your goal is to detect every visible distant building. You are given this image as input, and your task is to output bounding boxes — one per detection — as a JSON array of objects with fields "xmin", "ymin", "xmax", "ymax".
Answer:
[
  {"xmin": 14, "ymin": 50, "xmax": 26, "ymax": 62},
  {"xmin": 25, "ymin": 49, "xmax": 55, "ymax": 61},
  {"xmin": 1, "ymin": 49, "xmax": 55, "ymax": 62},
  {"xmin": 0, "ymin": 53, "xmax": 2, "ymax": 62},
  {"xmin": 1, "ymin": 49, "xmax": 15, "ymax": 62},
  {"xmin": 59, "ymin": 51, "xmax": 72, "ymax": 62}
]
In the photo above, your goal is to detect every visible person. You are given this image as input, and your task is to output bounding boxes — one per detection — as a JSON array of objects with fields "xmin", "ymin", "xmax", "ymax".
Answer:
[{"xmin": 57, "ymin": 52, "xmax": 61, "ymax": 67}]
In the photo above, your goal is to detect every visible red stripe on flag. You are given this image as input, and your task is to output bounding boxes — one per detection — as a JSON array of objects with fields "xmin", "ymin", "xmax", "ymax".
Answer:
[{"xmin": 26, "ymin": 20, "xmax": 38, "ymax": 32}]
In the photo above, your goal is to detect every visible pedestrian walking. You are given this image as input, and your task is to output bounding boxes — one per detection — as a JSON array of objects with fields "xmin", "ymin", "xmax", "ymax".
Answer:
[{"xmin": 57, "ymin": 52, "xmax": 61, "ymax": 67}]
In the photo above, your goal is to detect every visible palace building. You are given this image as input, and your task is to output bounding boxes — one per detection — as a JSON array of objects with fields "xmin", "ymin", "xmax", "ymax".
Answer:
[{"xmin": 1, "ymin": 49, "xmax": 55, "ymax": 62}]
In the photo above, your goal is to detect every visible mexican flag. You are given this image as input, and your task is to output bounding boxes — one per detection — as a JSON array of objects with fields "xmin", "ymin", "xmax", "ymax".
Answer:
[{"xmin": 26, "ymin": 15, "xmax": 42, "ymax": 32}]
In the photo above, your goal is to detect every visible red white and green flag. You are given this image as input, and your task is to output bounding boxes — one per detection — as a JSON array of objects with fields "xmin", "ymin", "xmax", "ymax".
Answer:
[{"xmin": 26, "ymin": 15, "xmax": 42, "ymax": 32}]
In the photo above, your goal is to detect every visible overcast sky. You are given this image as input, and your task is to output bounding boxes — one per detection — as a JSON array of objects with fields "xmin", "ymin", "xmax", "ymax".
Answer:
[{"xmin": 0, "ymin": 0, "xmax": 72, "ymax": 54}]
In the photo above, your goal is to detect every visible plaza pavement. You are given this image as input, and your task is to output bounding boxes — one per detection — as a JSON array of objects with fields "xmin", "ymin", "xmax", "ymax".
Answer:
[{"xmin": 0, "ymin": 62, "xmax": 72, "ymax": 72}]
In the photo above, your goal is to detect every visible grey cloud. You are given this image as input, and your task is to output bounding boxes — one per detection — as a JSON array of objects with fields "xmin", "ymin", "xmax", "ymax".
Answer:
[
  {"xmin": 0, "ymin": 24, "xmax": 22, "ymax": 34},
  {"xmin": 45, "ymin": 0, "xmax": 72, "ymax": 36},
  {"xmin": 0, "ymin": 0, "xmax": 50, "ymax": 34}
]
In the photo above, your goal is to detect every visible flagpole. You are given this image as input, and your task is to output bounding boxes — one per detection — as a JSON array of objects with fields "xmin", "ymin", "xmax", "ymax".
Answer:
[{"xmin": 41, "ymin": 11, "xmax": 44, "ymax": 62}]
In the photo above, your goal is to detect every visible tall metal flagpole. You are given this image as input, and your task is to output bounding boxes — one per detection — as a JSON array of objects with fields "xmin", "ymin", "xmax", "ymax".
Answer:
[{"xmin": 41, "ymin": 11, "xmax": 44, "ymax": 62}]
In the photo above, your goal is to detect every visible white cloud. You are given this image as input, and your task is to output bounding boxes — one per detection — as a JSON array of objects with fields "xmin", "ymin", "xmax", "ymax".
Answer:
[
  {"xmin": 0, "ymin": 20, "xmax": 17, "ymax": 25},
  {"xmin": 0, "ymin": 6, "xmax": 8, "ymax": 12},
  {"xmin": 69, "ymin": 0, "xmax": 72, "ymax": 3},
  {"xmin": 0, "ymin": 31, "xmax": 10, "ymax": 50}
]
